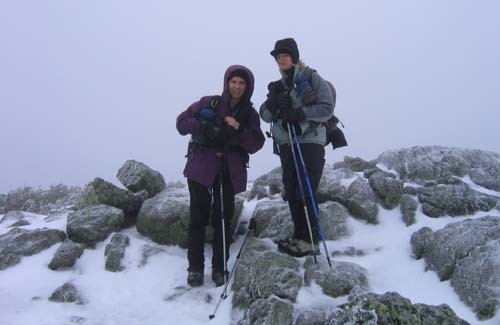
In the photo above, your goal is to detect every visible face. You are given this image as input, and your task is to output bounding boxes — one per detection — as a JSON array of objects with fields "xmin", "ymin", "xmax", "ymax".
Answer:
[
  {"xmin": 228, "ymin": 76, "xmax": 247, "ymax": 101},
  {"xmin": 276, "ymin": 53, "xmax": 293, "ymax": 71}
]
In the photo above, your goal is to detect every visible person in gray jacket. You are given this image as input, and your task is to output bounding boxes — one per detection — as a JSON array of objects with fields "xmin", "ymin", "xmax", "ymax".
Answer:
[{"xmin": 260, "ymin": 38, "xmax": 334, "ymax": 257}]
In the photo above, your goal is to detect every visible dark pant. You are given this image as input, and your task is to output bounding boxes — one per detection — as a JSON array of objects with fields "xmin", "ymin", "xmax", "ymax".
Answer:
[
  {"xmin": 187, "ymin": 161, "xmax": 234, "ymax": 273},
  {"xmin": 279, "ymin": 143, "xmax": 325, "ymax": 242}
]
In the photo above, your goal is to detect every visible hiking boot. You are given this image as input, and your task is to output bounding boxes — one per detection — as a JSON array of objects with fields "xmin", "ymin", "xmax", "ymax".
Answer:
[
  {"xmin": 211, "ymin": 270, "xmax": 229, "ymax": 287},
  {"xmin": 187, "ymin": 271, "xmax": 204, "ymax": 287},
  {"xmin": 277, "ymin": 238, "xmax": 320, "ymax": 258}
]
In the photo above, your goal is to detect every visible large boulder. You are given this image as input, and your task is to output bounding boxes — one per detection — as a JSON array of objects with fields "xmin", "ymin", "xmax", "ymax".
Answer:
[
  {"xmin": 66, "ymin": 205, "xmax": 124, "ymax": 247},
  {"xmin": 104, "ymin": 233, "xmax": 130, "ymax": 272},
  {"xmin": 116, "ymin": 160, "xmax": 166, "ymax": 198},
  {"xmin": 77, "ymin": 177, "xmax": 145, "ymax": 226},
  {"xmin": 411, "ymin": 216, "xmax": 500, "ymax": 319},
  {"xmin": 135, "ymin": 183, "xmax": 190, "ymax": 248},
  {"xmin": 248, "ymin": 166, "xmax": 283, "ymax": 200},
  {"xmin": 48, "ymin": 240, "xmax": 85, "ymax": 270},
  {"xmin": 376, "ymin": 146, "xmax": 500, "ymax": 191},
  {"xmin": 347, "ymin": 178, "xmax": 379, "ymax": 224},
  {"xmin": 368, "ymin": 171, "xmax": 404, "ymax": 210},
  {"xmin": 0, "ymin": 227, "xmax": 66, "ymax": 270},
  {"xmin": 451, "ymin": 239, "xmax": 500, "ymax": 320},
  {"xmin": 411, "ymin": 216, "xmax": 500, "ymax": 281},
  {"xmin": 304, "ymin": 257, "xmax": 369, "ymax": 298},
  {"xmin": 235, "ymin": 297, "xmax": 294, "ymax": 325},
  {"xmin": 417, "ymin": 184, "xmax": 498, "ymax": 218},
  {"xmin": 328, "ymin": 292, "xmax": 470, "ymax": 325}
]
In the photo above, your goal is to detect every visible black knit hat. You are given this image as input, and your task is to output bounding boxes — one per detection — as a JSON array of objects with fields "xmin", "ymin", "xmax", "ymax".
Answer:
[
  {"xmin": 228, "ymin": 69, "xmax": 250, "ymax": 85},
  {"xmin": 270, "ymin": 38, "xmax": 299, "ymax": 64}
]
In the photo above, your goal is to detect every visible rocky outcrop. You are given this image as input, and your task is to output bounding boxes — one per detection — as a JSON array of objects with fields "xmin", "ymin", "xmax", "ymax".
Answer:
[
  {"xmin": 376, "ymin": 146, "xmax": 500, "ymax": 191},
  {"xmin": 77, "ymin": 177, "xmax": 145, "ymax": 226},
  {"xmin": 411, "ymin": 216, "xmax": 500, "ymax": 320},
  {"xmin": 116, "ymin": 160, "xmax": 166, "ymax": 198},
  {"xmin": 316, "ymin": 167, "xmax": 356, "ymax": 205},
  {"xmin": 328, "ymin": 292, "xmax": 470, "ymax": 325},
  {"xmin": 417, "ymin": 184, "xmax": 498, "ymax": 218},
  {"xmin": 48, "ymin": 240, "xmax": 84, "ymax": 270},
  {"xmin": 104, "ymin": 233, "xmax": 129, "ymax": 272},
  {"xmin": 0, "ymin": 227, "xmax": 66, "ymax": 270},
  {"xmin": 66, "ymin": 205, "xmax": 124, "ymax": 247}
]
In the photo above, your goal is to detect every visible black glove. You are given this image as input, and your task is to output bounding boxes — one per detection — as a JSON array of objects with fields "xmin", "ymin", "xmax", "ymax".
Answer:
[
  {"xmin": 203, "ymin": 122, "xmax": 227, "ymax": 147},
  {"xmin": 279, "ymin": 108, "xmax": 305, "ymax": 123},
  {"xmin": 265, "ymin": 94, "xmax": 279, "ymax": 119},
  {"xmin": 276, "ymin": 93, "xmax": 292, "ymax": 110},
  {"xmin": 267, "ymin": 81, "xmax": 283, "ymax": 95},
  {"xmin": 300, "ymin": 86, "xmax": 316, "ymax": 105},
  {"xmin": 224, "ymin": 125, "xmax": 237, "ymax": 138}
]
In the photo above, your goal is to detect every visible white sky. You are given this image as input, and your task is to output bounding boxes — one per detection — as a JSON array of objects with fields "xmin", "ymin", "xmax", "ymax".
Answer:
[{"xmin": 1, "ymin": 0, "xmax": 499, "ymax": 193}]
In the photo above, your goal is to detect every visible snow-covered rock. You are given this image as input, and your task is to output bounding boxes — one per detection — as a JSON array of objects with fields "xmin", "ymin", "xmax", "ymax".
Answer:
[
  {"xmin": 48, "ymin": 240, "xmax": 84, "ymax": 270},
  {"xmin": 66, "ymin": 204, "xmax": 124, "ymax": 247},
  {"xmin": 116, "ymin": 160, "xmax": 166, "ymax": 198},
  {"xmin": 104, "ymin": 233, "xmax": 129, "ymax": 272},
  {"xmin": 0, "ymin": 227, "xmax": 66, "ymax": 270}
]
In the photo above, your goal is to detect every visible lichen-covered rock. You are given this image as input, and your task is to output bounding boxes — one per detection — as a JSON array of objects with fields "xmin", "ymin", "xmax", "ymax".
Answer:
[
  {"xmin": 400, "ymin": 194, "xmax": 418, "ymax": 226},
  {"xmin": 232, "ymin": 238, "xmax": 302, "ymax": 308},
  {"xmin": 376, "ymin": 146, "xmax": 500, "ymax": 191},
  {"xmin": 136, "ymin": 187, "xmax": 190, "ymax": 247},
  {"xmin": 347, "ymin": 178, "xmax": 379, "ymax": 224},
  {"xmin": 49, "ymin": 282, "xmax": 85, "ymax": 304},
  {"xmin": 66, "ymin": 204, "xmax": 124, "ymax": 247},
  {"xmin": 0, "ymin": 227, "xmax": 66, "ymax": 270},
  {"xmin": 234, "ymin": 297, "xmax": 294, "ymax": 325},
  {"xmin": 304, "ymin": 257, "xmax": 369, "ymax": 298},
  {"xmin": 417, "ymin": 184, "xmax": 498, "ymax": 218},
  {"xmin": 77, "ymin": 177, "xmax": 144, "ymax": 226},
  {"xmin": 248, "ymin": 167, "xmax": 283, "ymax": 200},
  {"xmin": 328, "ymin": 292, "xmax": 470, "ymax": 325},
  {"xmin": 48, "ymin": 240, "xmax": 84, "ymax": 270},
  {"xmin": 411, "ymin": 216, "xmax": 500, "ymax": 282},
  {"xmin": 368, "ymin": 171, "xmax": 404, "ymax": 210},
  {"xmin": 104, "ymin": 233, "xmax": 130, "ymax": 272},
  {"xmin": 116, "ymin": 160, "xmax": 166, "ymax": 198},
  {"xmin": 451, "ymin": 239, "xmax": 500, "ymax": 320}
]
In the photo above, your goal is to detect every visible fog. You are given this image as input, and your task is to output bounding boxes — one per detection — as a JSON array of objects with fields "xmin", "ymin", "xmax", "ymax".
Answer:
[{"xmin": 1, "ymin": 0, "xmax": 499, "ymax": 193}]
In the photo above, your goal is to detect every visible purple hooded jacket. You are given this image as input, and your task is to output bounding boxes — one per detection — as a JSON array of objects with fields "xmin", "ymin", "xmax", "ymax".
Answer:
[{"xmin": 176, "ymin": 65, "xmax": 265, "ymax": 194}]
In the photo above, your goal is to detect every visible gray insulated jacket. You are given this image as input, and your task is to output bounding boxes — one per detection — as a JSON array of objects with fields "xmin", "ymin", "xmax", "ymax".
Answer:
[{"xmin": 260, "ymin": 64, "xmax": 334, "ymax": 146}]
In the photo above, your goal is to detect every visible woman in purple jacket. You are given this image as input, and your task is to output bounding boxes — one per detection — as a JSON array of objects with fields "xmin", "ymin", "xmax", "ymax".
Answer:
[{"xmin": 176, "ymin": 65, "xmax": 265, "ymax": 287}]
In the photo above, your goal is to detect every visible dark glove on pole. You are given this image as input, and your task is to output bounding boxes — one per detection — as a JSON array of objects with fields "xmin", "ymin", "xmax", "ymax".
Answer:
[{"xmin": 279, "ymin": 108, "xmax": 305, "ymax": 123}]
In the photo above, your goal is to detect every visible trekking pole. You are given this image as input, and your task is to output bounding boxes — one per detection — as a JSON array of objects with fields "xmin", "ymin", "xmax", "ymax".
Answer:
[
  {"xmin": 290, "ymin": 124, "xmax": 332, "ymax": 268},
  {"xmin": 286, "ymin": 124, "xmax": 318, "ymax": 264},
  {"xmin": 209, "ymin": 218, "xmax": 256, "ymax": 320},
  {"xmin": 216, "ymin": 154, "xmax": 228, "ymax": 286}
]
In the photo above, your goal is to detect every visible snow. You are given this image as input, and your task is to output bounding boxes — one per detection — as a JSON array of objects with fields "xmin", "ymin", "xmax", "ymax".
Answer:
[{"xmin": 1, "ymin": 188, "xmax": 500, "ymax": 324}]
